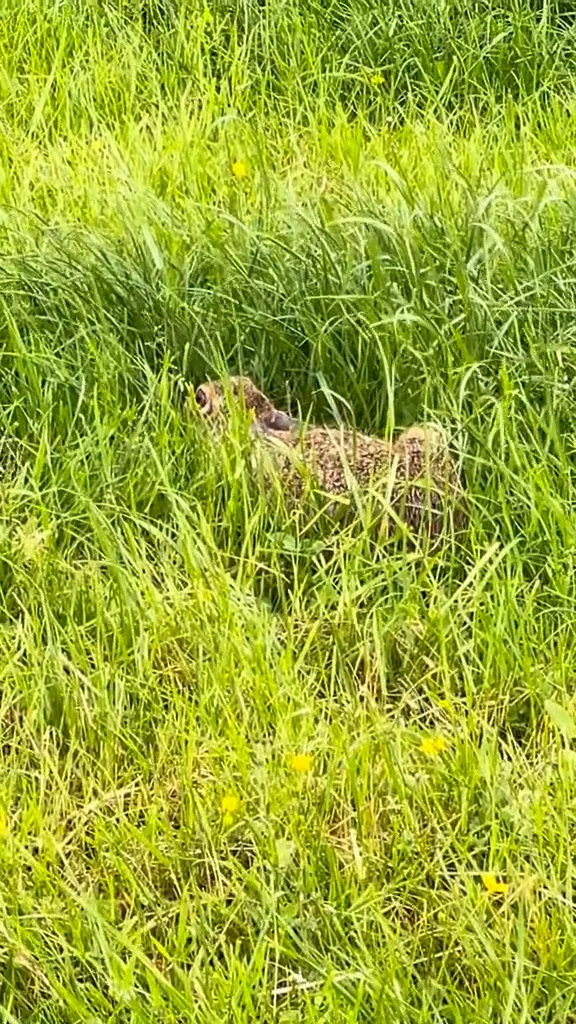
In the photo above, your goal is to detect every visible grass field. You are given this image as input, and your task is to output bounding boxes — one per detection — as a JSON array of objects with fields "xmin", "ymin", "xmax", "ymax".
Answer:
[{"xmin": 4, "ymin": 0, "xmax": 576, "ymax": 1019}]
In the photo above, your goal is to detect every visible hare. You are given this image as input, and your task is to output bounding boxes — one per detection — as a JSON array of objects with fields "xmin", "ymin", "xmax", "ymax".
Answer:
[
  {"xmin": 193, "ymin": 376, "xmax": 296, "ymax": 431},
  {"xmin": 192, "ymin": 376, "xmax": 465, "ymax": 538}
]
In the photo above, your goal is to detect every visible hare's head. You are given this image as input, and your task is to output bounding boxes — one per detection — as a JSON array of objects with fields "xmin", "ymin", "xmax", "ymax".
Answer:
[{"xmin": 193, "ymin": 376, "xmax": 295, "ymax": 430}]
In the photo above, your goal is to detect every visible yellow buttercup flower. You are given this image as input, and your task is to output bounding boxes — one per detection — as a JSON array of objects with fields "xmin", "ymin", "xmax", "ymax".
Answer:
[
  {"xmin": 369, "ymin": 72, "xmax": 384, "ymax": 87},
  {"xmin": 481, "ymin": 872, "xmax": 509, "ymax": 897},
  {"xmin": 221, "ymin": 793, "xmax": 240, "ymax": 815},
  {"xmin": 420, "ymin": 736, "xmax": 447, "ymax": 757},
  {"xmin": 232, "ymin": 160, "xmax": 248, "ymax": 180},
  {"xmin": 290, "ymin": 753, "xmax": 312, "ymax": 774}
]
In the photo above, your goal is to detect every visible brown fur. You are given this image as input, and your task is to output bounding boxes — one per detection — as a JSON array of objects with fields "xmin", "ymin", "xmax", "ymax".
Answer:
[{"xmin": 193, "ymin": 376, "xmax": 465, "ymax": 537}]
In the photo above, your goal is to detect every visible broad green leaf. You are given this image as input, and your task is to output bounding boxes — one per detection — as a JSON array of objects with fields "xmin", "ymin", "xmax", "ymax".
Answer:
[{"xmin": 545, "ymin": 700, "xmax": 576, "ymax": 739}]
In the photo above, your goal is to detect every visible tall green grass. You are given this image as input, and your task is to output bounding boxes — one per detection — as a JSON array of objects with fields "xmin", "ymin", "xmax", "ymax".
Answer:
[{"xmin": 1, "ymin": 0, "xmax": 576, "ymax": 1020}]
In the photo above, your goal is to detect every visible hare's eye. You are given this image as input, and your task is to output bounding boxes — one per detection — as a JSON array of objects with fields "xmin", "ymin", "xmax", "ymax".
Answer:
[{"xmin": 195, "ymin": 387, "xmax": 214, "ymax": 415}]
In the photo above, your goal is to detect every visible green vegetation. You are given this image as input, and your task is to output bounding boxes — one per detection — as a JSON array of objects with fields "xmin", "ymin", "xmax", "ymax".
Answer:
[{"xmin": 2, "ymin": 0, "xmax": 576, "ymax": 1019}]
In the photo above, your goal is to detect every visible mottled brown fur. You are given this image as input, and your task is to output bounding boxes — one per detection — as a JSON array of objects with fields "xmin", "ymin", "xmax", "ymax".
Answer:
[{"xmin": 194, "ymin": 376, "xmax": 465, "ymax": 537}]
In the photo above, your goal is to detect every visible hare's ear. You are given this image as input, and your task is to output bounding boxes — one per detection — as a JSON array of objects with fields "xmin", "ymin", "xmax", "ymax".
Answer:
[{"xmin": 262, "ymin": 408, "xmax": 296, "ymax": 431}]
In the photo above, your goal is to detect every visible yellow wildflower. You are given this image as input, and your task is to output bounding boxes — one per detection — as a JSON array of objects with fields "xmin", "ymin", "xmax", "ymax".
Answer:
[
  {"xmin": 290, "ymin": 753, "xmax": 313, "ymax": 774},
  {"xmin": 221, "ymin": 793, "xmax": 240, "ymax": 816},
  {"xmin": 369, "ymin": 72, "xmax": 384, "ymax": 87},
  {"xmin": 481, "ymin": 872, "xmax": 509, "ymax": 897},
  {"xmin": 232, "ymin": 160, "xmax": 248, "ymax": 180},
  {"xmin": 420, "ymin": 736, "xmax": 447, "ymax": 757}
]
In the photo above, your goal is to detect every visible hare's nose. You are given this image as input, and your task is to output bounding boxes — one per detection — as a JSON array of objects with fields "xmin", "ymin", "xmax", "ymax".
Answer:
[{"xmin": 195, "ymin": 387, "xmax": 211, "ymax": 413}]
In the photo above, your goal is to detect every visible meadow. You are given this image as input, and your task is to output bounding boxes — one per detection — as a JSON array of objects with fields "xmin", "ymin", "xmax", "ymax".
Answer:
[{"xmin": 2, "ymin": 0, "xmax": 576, "ymax": 1019}]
